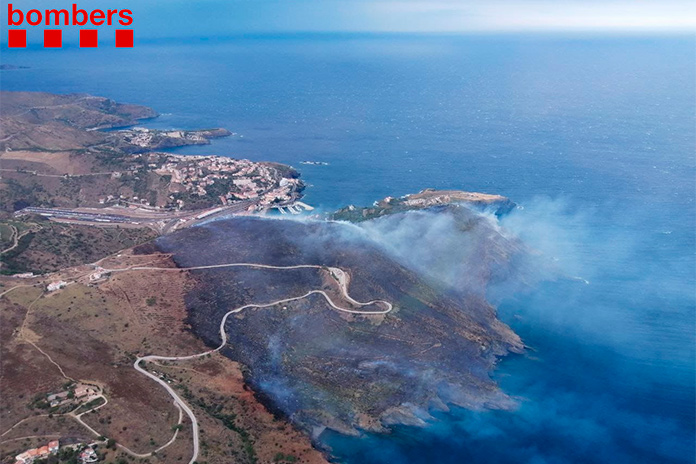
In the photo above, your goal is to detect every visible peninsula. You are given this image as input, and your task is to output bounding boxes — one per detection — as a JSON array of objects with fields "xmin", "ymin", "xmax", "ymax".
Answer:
[{"xmin": 0, "ymin": 91, "xmax": 525, "ymax": 464}]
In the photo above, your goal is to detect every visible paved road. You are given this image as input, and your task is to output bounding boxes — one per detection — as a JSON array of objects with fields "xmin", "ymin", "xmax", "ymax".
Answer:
[
  {"xmin": 0, "ymin": 168, "xmax": 115, "ymax": 178},
  {"xmin": 128, "ymin": 262, "xmax": 392, "ymax": 464},
  {"xmin": 0, "ymin": 261, "xmax": 391, "ymax": 464},
  {"xmin": 13, "ymin": 202, "xmax": 257, "ymax": 234}
]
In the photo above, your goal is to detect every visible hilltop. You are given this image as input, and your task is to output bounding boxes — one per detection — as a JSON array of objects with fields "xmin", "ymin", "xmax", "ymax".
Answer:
[{"xmin": 155, "ymin": 207, "xmax": 525, "ymax": 437}]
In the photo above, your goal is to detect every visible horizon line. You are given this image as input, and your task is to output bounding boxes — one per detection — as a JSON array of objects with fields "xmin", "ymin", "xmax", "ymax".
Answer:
[{"xmin": 2, "ymin": 29, "xmax": 695, "ymax": 48}]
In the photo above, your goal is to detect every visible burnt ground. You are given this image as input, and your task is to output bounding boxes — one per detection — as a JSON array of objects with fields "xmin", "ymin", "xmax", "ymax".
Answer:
[
  {"xmin": 0, "ymin": 251, "xmax": 327, "ymax": 464},
  {"xmin": 155, "ymin": 214, "xmax": 524, "ymax": 436}
]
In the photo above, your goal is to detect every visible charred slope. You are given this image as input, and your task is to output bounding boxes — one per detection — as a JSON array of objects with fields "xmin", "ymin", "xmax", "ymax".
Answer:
[{"xmin": 155, "ymin": 213, "xmax": 524, "ymax": 436}]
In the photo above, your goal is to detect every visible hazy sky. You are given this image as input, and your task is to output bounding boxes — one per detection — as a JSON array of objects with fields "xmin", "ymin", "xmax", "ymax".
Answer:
[{"xmin": 3, "ymin": 0, "xmax": 695, "ymax": 40}]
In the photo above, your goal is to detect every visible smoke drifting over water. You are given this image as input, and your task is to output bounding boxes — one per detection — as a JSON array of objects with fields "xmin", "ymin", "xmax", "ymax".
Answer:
[
  {"xmin": 324, "ymin": 198, "xmax": 695, "ymax": 464},
  {"xmin": 356, "ymin": 205, "xmax": 528, "ymax": 293}
]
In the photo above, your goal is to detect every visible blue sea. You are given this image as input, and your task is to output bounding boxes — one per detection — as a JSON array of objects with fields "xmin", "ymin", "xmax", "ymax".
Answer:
[{"xmin": 2, "ymin": 34, "xmax": 694, "ymax": 463}]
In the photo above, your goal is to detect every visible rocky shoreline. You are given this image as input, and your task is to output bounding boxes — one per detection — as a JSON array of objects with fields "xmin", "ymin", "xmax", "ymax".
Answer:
[
  {"xmin": 333, "ymin": 188, "xmax": 515, "ymax": 222},
  {"xmin": 155, "ymin": 197, "xmax": 525, "ymax": 439}
]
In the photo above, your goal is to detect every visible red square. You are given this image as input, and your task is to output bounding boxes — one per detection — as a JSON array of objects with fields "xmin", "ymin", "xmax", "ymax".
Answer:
[
  {"xmin": 115, "ymin": 29, "xmax": 133, "ymax": 48},
  {"xmin": 44, "ymin": 29, "xmax": 62, "ymax": 48},
  {"xmin": 80, "ymin": 29, "xmax": 98, "ymax": 48},
  {"xmin": 8, "ymin": 29, "xmax": 26, "ymax": 48}
]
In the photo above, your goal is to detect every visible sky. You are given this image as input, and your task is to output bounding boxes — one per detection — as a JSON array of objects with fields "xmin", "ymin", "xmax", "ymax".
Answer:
[{"xmin": 1, "ymin": 0, "xmax": 695, "ymax": 44}]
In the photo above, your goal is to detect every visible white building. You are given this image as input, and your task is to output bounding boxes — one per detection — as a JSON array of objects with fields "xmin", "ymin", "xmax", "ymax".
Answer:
[{"xmin": 46, "ymin": 281, "xmax": 67, "ymax": 292}]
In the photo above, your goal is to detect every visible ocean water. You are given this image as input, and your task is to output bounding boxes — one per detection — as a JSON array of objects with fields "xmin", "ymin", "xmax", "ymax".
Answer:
[{"xmin": 2, "ymin": 34, "xmax": 694, "ymax": 463}]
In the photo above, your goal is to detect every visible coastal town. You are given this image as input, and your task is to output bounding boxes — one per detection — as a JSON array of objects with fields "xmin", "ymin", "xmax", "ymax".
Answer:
[
  {"xmin": 11, "ymin": 153, "xmax": 309, "ymax": 232},
  {"xmin": 1, "ymin": 91, "xmax": 313, "ymax": 244},
  {"xmin": 150, "ymin": 153, "xmax": 304, "ymax": 210}
]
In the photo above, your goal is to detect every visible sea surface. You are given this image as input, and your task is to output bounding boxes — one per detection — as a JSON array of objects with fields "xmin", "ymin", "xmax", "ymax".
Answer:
[{"xmin": 2, "ymin": 34, "xmax": 694, "ymax": 463}]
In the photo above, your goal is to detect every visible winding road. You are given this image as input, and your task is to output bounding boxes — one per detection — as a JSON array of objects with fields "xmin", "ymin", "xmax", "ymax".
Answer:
[
  {"xmin": 0, "ymin": 262, "xmax": 392, "ymax": 463},
  {"xmin": 116, "ymin": 262, "xmax": 393, "ymax": 464}
]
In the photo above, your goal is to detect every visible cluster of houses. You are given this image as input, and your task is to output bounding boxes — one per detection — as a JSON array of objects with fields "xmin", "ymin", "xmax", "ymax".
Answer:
[
  {"xmin": 118, "ymin": 127, "xmax": 215, "ymax": 149},
  {"xmin": 47, "ymin": 384, "xmax": 99, "ymax": 408},
  {"xmin": 155, "ymin": 155, "xmax": 274, "ymax": 199},
  {"xmin": 14, "ymin": 440, "xmax": 59, "ymax": 463},
  {"xmin": 14, "ymin": 440, "xmax": 99, "ymax": 464},
  {"xmin": 90, "ymin": 149, "xmax": 305, "ymax": 212},
  {"xmin": 11, "ymin": 387, "xmax": 103, "ymax": 462},
  {"xmin": 255, "ymin": 177, "xmax": 303, "ymax": 209},
  {"xmin": 153, "ymin": 154, "xmax": 301, "ymax": 207}
]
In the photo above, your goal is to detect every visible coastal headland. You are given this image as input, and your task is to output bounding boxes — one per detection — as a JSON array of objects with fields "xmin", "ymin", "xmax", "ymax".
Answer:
[
  {"xmin": 0, "ymin": 91, "xmax": 306, "ymax": 274},
  {"xmin": 1, "ymin": 90, "xmax": 524, "ymax": 464}
]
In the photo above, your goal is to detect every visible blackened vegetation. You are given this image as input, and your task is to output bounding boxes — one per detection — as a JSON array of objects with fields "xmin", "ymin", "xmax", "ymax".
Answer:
[{"xmin": 156, "ymin": 215, "xmax": 524, "ymax": 437}]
